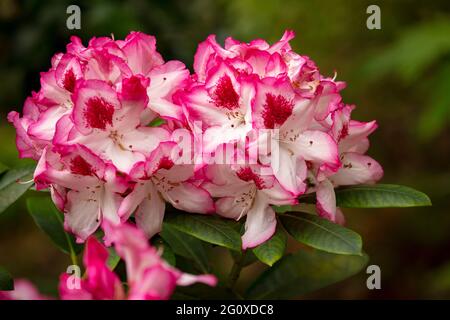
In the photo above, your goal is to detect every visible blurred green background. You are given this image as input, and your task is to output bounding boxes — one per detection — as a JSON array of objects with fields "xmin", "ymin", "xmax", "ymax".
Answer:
[{"xmin": 1, "ymin": 0, "xmax": 450, "ymax": 299}]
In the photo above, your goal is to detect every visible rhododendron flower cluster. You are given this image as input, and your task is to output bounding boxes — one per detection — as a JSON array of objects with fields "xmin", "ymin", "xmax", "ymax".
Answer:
[
  {"xmin": 8, "ymin": 30, "xmax": 383, "ymax": 255},
  {"xmin": 180, "ymin": 31, "xmax": 383, "ymax": 244}
]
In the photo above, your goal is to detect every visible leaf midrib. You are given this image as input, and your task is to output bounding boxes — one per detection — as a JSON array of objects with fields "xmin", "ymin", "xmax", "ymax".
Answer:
[
  {"xmin": 336, "ymin": 184, "xmax": 431, "ymax": 205},
  {"xmin": 164, "ymin": 226, "xmax": 209, "ymax": 273},
  {"xmin": 283, "ymin": 213, "xmax": 360, "ymax": 253},
  {"xmin": 168, "ymin": 215, "xmax": 240, "ymax": 249}
]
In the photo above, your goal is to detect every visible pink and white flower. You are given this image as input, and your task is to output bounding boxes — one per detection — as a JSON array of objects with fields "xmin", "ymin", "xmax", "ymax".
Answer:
[
  {"xmin": 204, "ymin": 164, "xmax": 297, "ymax": 249},
  {"xmin": 119, "ymin": 141, "xmax": 215, "ymax": 238},
  {"xmin": 34, "ymin": 145, "xmax": 127, "ymax": 242},
  {"xmin": 307, "ymin": 105, "xmax": 384, "ymax": 221},
  {"xmin": 55, "ymin": 76, "xmax": 170, "ymax": 174}
]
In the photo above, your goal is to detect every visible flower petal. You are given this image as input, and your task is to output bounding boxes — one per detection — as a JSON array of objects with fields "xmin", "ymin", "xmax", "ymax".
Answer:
[
  {"xmin": 330, "ymin": 153, "xmax": 383, "ymax": 186},
  {"xmin": 164, "ymin": 182, "xmax": 215, "ymax": 214},
  {"xmin": 64, "ymin": 189, "xmax": 101, "ymax": 242},
  {"xmin": 128, "ymin": 265, "xmax": 177, "ymax": 300},
  {"xmin": 135, "ymin": 183, "xmax": 166, "ymax": 238},
  {"xmin": 121, "ymin": 32, "xmax": 164, "ymax": 75},
  {"xmin": 316, "ymin": 179, "xmax": 337, "ymax": 222},
  {"xmin": 293, "ymin": 130, "xmax": 340, "ymax": 169},
  {"xmin": 241, "ymin": 192, "xmax": 277, "ymax": 249}
]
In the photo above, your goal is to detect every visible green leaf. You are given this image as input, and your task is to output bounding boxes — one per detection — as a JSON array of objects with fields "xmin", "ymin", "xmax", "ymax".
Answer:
[
  {"xmin": 335, "ymin": 184, "xmax": 432, "ymax": 208},
  {"xmin": 0, "ymin": 266, "xmax": 14, "ymax": 291},
  {"xmin": 273, "ymin": 205, "xmax": 292, "ymax": 213},
  {"xmin": 0, "ymin": 162, "xmax": 8, "ymax": 176},
  {"xmin": 253, "ymin": 227, "xmax": 287, "ymax": 266},
  {"xmin": 27, "ymin": 197, "xmax": 83, "ymax": 257},
  {"xmin": 280, "ymin": 212, "xmax": 362, "ymax": 255},
  {"xmin": 164, "ymin": 213, "xmax": 242, "ymax": 251},
  {"xmin": 246, "ymin": 250, "xmax": 369, "ymax": 299},
  {"xmin": 290, "ymin": 203, "xmax": 318, "ymax": 215},
  {"xmin": 160, "ymin": 224, "xmax": 209, "ymax": 272},
  {"xmin": 106, "ymin": 247, "xmax": 121, "ymax": 270},
  {"xmin": 152, "ymin": 236, "xmax": 176, "ymax": 266},
  {"xmin": 0, "ymin": 164, "xmax": 35, "ymax": 214},
  {"xmin": 148, "ymin": 117, "xmax": 166, "ymax": 127}
]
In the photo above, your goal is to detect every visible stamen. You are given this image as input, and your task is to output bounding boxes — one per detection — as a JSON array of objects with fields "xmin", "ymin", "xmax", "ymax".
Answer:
[{"xmin": 16, "ymin": 178, "xmax": 34, "ymax": 185}]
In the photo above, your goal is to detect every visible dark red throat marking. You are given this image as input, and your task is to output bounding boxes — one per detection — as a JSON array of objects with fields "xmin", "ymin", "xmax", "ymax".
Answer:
[
  {"xmin": 70, "ymin": 156, "xmax": 94, "ymax": 176},
  {"xmin": 236, "ymin": 167, "xmax": 265, "ymax": 189},
  {"xmin": 84, "ymin": 96, "xmax": 115, "ymax": 130},
  {"xmin": 63, "ymin": 69, "xmax": 76, "ymax": 93},
  {"xmin": 211, "ymin": 75, "xmax": 239, "ymax": 110},
  {"xmin": 262, "ymin": 93, "xmax": 293, "ymax": 129},
  {"xmin": 157, "ymin": 156, "xmax": 175, "ymax": 171}
]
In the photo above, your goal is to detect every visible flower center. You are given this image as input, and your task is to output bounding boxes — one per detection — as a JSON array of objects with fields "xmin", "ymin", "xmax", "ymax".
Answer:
[
  {"xmin": 84, "ymin": 97, "xmax": 114, "ymax": 130},
  {"xmin": 234, "ymin": 185, "xmax": 257, "ymax": 219},
  {"xmin": 211, "ymin": 75, "xmax": 239, "ymax": 110},
  {"xmin": 262, "ymin": 93, "xmax": 293, "ymax": 129},
  {"xmin": 70, "ymin": 156, "xmax": 94, "ymax": 176},
  {"xmin": 236, "ymin": 167, "xmax": 266, "ymax": 189},
  {"xmin": 151, "ymin": 175, "xmax": 178, "ymax": 194},
  {"xmin": 225, "ymin": 110, "xmax": 245, "ymax": 128}
]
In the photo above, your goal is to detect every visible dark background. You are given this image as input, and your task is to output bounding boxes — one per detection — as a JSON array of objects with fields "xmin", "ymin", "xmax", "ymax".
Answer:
[{"xmin": 1, "ymin": 0, "xmax": 449, "ymax": 299}]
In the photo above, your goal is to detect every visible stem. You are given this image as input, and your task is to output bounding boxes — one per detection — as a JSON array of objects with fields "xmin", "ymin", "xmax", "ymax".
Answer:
[
  {"xmin": 227, "ymin": 250, "xmax": 247, "ymax": 290},
  {"xmin": 69, "ymin": 249, "xmax": 78, "ymax": 266}
]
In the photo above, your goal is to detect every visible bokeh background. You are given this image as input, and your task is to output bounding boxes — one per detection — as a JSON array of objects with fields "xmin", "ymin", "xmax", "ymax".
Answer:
[{"xmin": 1, "ymin": 0, "xmax": 450, "ymax": 299}]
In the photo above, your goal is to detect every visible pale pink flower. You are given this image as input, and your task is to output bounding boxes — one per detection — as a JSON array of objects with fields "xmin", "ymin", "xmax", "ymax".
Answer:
[{"xmin": 60, "ymin": 222, "xmax": 217, "ymax": 300}]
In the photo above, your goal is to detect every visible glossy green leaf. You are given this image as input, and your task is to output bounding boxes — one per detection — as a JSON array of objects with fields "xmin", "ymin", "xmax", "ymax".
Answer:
[
  {"xmin": 246, "ymin": 250, "xmax": 369, "ymax": 299},
  {"xmin": 27, "ymin": 197, "xmax": 83, "ymax": 256},
  {"xmin": 253, "ymin": 227, "xmax": 287, "ymax": 266},
  {"xmin": 160, "ymin": 224, "xmax": 209, "ymax": 272},
  {"xmin": 0, "ymin": 266, "xmax": 14, "ymax": 291},
  {"xmin": 280, "ymin": 212, "xmax": 362, "ymax": 255},
  {"xmin": 0, "ymin": 162, "xmax": 8, "ymax": 176},
  {"xmin": 273, "ymin": 205, "xmax": 292, "ymax": 213},
  {"xmin": 164, "ymin": 213, "xmax": 242, "ymax": 251},
  {"xmin": 335, "ymin": 184, "xmax": 432, "ymax": 208},
  {"xmin": 0, "ymin": 165, "xmax": 35, "ymax": 214},
  {"xmin": 290, "ymin": 203, "xmax": 318, "ymax": 214},
  {"xmin": 152, "ymin": 236, "xmax": 176, "ymax": 266}
]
